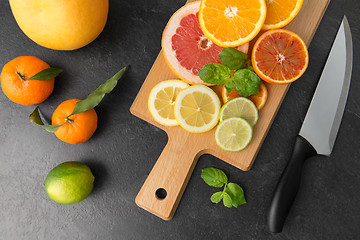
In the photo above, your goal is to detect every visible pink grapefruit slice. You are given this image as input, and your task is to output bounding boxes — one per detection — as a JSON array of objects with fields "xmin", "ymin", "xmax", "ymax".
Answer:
[{"xmin": 162, "ymin": 1, "xmax": 249, "ymax": 85}]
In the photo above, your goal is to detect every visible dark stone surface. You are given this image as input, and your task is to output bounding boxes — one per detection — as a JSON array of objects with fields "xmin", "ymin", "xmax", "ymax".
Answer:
[{"xmin": 0, "ymin": 0, "xmax": 359, "ymax": 239}]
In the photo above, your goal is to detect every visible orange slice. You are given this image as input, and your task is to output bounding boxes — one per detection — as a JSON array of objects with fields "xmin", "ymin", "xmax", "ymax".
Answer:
[
  {"xmin": 251, "ymin": 29, "xmax": 309, "ymax": 84},
  {"xmin": 162, "ymin": 1, "xmax": 249, "ymax": 85},
  {"xmin": 221, "ymin": 81, "xmax": 268, "ymax": 110},
  {"xmin": 263, "ymin": 0, "xmax": 304, "ymax": 30},
  {"xmin": 199, "ymin": 0, "xmax": 267, "ymax": 47}
]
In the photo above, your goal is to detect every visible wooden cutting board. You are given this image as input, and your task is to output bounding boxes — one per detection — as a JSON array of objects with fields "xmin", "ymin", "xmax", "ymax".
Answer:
[{"xmin": 130, "ymin": 0, "xmax": 330, "ymax": 220}]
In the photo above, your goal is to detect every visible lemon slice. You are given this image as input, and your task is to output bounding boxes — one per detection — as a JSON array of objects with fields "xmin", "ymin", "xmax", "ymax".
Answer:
[
  {"xmin": 148, "ymin": 80, "xmax": 189, "ymax": 126},
  {"xmin": 174, "ymin": 85, "xmax": 220, "ymax": 133},
  {"xmin": 215, "ymin": 117, "xmax": 253, "ymax": 152},
  {"xmin": 220, "ymin": 97, "xmax": 259, "ymax": 126}
]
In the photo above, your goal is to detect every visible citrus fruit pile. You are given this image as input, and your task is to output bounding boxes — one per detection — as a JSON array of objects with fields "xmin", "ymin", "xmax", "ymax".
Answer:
[
  {"xmin": 1, "ymin": 0, "xmax": 126, "ymax": 205},
  {"xmin": 149, "ymin": 0, "xmax": 308, "ymax": 152}
]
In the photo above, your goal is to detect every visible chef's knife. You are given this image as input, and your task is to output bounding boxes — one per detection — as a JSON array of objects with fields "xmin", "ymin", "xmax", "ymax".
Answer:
[{"xmin": 268, "ymin": 16, "xmax": 353, "ymax": 233}]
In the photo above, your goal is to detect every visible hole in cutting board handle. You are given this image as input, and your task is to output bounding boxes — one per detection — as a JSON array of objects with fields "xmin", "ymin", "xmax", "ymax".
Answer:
[{"xmin": 155, "ymin": 188, "xmax": 167, "ymax": 200}]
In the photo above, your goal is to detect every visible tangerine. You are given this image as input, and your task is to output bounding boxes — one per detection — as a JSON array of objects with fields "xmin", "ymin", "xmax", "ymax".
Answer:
[
  {"xmin": 52, "ymin": 99, "xmax": 98, "ymax": 144},
  {"xmin": 1, "ymin": 56, "xmax": 55, "ymax": 105}
]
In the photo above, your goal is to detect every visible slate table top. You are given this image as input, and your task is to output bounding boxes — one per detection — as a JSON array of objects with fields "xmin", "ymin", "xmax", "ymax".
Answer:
[{"xmin": 0, "ymin": 0, "xmax": 359, "ymax": 239}]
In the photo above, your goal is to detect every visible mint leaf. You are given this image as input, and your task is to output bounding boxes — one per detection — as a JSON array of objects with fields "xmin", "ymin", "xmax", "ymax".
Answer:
[
  {"xmin": 210, "ymin": 192, "xmax": 223, "ymax": 203},
  {"xmin": 232, "ymin": 69, "xmax": 261, "ymax": 97},
  {"xmin": 247, "ymin": 66, "xmax": 254, "ymax": 72},
  {"xmin": 29, "ymin": 107, "xmax": 64, "ymax": 133},
  {"xmin": 224, "ymin": 84, "xmax": 235, "ymax": 94},
  {"xmin": 225, "ymin": 183, "xmax": 246, "ymax": 207},
  {"xmin": 70, "ymin": 66, "xmax": 128, "ymax": 116},
  {"xmin": 222, "ymin": 192, "xmax": 233, "ymax": 208},
  {"xmin": 219, "ymin": 47, "xmax": 248, "ymax": 70},
  {"xmin": 201, "ymin": 167, "xmax": 228, "ymax": 188},
  {"xmin": 198, "ymin": 63, "xmax": 231, "ymax": 85},
  {"xmin": 27, "ymin": 68, "xmax": 63, "ymax": 80}
]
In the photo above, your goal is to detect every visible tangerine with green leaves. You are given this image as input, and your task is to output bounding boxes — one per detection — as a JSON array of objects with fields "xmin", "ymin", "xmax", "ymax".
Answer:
[
  {"xmin": 52, "ymin": 99, "xmax": 98, "ymax": 144},
  {"xmin": 1, "ymin": 56, "xmax": 55, "ymax": 105}
]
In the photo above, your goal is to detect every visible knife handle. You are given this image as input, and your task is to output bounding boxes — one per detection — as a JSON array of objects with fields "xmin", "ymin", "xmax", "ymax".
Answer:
[{"xmin": 268, "ymin": 135, "xmax": 317, "ymax": 233}]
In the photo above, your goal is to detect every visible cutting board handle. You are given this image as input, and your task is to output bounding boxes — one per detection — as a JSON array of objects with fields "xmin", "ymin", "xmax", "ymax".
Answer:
[{"xmin": 135, "ymin": 135, "xmax": 201, "ymax": 220}]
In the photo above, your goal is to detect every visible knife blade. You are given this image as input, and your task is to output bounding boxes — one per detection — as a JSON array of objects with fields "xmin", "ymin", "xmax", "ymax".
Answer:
[{"xmin": 268, "ymin": 16, "xmax": 353, "ymax": 233}]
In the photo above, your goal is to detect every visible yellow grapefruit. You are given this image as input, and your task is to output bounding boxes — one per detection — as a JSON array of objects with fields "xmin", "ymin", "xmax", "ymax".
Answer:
[{"xmin": 9, "ymin": 0, "xmax": 109, "ymax": 50}]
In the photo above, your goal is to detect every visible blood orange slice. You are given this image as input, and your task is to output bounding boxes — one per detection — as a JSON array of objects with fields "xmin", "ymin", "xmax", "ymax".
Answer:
[
  {"xmin": 162, "ymin": 1, "xmax": 249, "ymax": 85},
  {"xmin": 252, "ymin": 29, "xmax": 309, "ymax": 84}
]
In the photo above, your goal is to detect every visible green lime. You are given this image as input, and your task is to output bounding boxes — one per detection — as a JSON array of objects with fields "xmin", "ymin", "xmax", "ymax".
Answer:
[
  {"xmin": 43, "ymin": 161, "xmax": 94, "ymax": 204},
  {"xmin": 220, "ymin": 97, "xmax": 258, "ymax": 126},
  {"xmin": 215, "ymin": 117, "xmax": 253, "ymax": 152}
]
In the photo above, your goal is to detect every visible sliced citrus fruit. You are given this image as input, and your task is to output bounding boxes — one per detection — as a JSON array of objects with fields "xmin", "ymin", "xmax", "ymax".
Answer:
[
  {"xmin": 248, "ymin": 82, "xmax": 268, "ymax": 110},
  {"xmin": 174, "ymin": 85, "xmax": 220, "ymax": 133},
  {"xmin": 162, "ymin": 1, "xmax": 249, "ymax": 85},
  {"xmin": 148, "ymin": 80, "xmax": 189, "ymax": 126},
  {"xmin": 252, "ymin": 29, "xmax": 309, "ymax": 84},
  {"xmin": 199, "ymin": 0, "xmax": 267, "ymax": 47},
  {"xmin": 220, "ymin": 97, "xmax": 258, "ymax": 127},
  {"xmin": 262, "ymin": 0, "xmax": 304, "ymax": 30},
  {"xmin": 221, "ymin": 82, "xmax": 268, "ymax": 110},
  {"xmin": 215, "ymin": 117, "xmax": 253, "ymax": 152}
]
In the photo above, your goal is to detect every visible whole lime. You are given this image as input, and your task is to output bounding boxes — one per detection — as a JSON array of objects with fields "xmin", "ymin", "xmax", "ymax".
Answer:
[{"xmin": 44, "ymin": 161, "xmax": 95, "ymax": 204}]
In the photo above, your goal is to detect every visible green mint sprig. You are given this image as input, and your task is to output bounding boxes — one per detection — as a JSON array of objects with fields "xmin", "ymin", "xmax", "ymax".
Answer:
[
  {"xmin": 198, "ymin": 47, "xmax": 261, "ymax": 98},
  {"xmin": 201, "ymin": 167, "xmax": 246, "ymax": 208},
  {"xmin": 29, "ymin": 66, "xmax": 128, "ymax": 132}
]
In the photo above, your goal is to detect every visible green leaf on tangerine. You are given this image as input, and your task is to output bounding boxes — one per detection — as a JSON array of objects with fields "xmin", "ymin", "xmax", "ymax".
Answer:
[
  {"xmin": 70, "ymin": 66, "xmax": 129, "ymax": 116},
  {"xmin": 29, "ymin": 106, "xmax": 64, "ymax": 133},
  {"xmin": 28, "ymin": 68, "xmax": 63, "ymax": 80}
]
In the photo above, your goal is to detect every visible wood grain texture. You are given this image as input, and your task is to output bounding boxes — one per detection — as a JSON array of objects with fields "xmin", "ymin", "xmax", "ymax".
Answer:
[{"xmin": 130, "ymin": 0, "xmax": 331, "ymax": 220}]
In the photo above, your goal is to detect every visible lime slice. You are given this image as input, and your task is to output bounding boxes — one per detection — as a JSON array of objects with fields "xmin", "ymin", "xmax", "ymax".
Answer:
[
  {"xmin": 215, "ymin": 117, "xmax": 253, "ymax": 152},
  {"xmin": 220, "ymin": 97, "xmax": 258, "ymax": 126},
  {"xmin": 174, "ymin": 85, "xmax": 220, "ymax": 133},
  {"xmin": 148, "ymin": 80, "xmax": 189, "ymax": 126}
]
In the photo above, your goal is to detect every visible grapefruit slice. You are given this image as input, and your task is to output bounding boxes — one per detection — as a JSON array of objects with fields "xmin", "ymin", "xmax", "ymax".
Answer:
[
  {"xmin": 252, "ymin": 29, "xmax": 309, "ymax": 84},
  {"xmin": 162, "ymin": 1, "xmax": 249, "ymax": 85}
]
